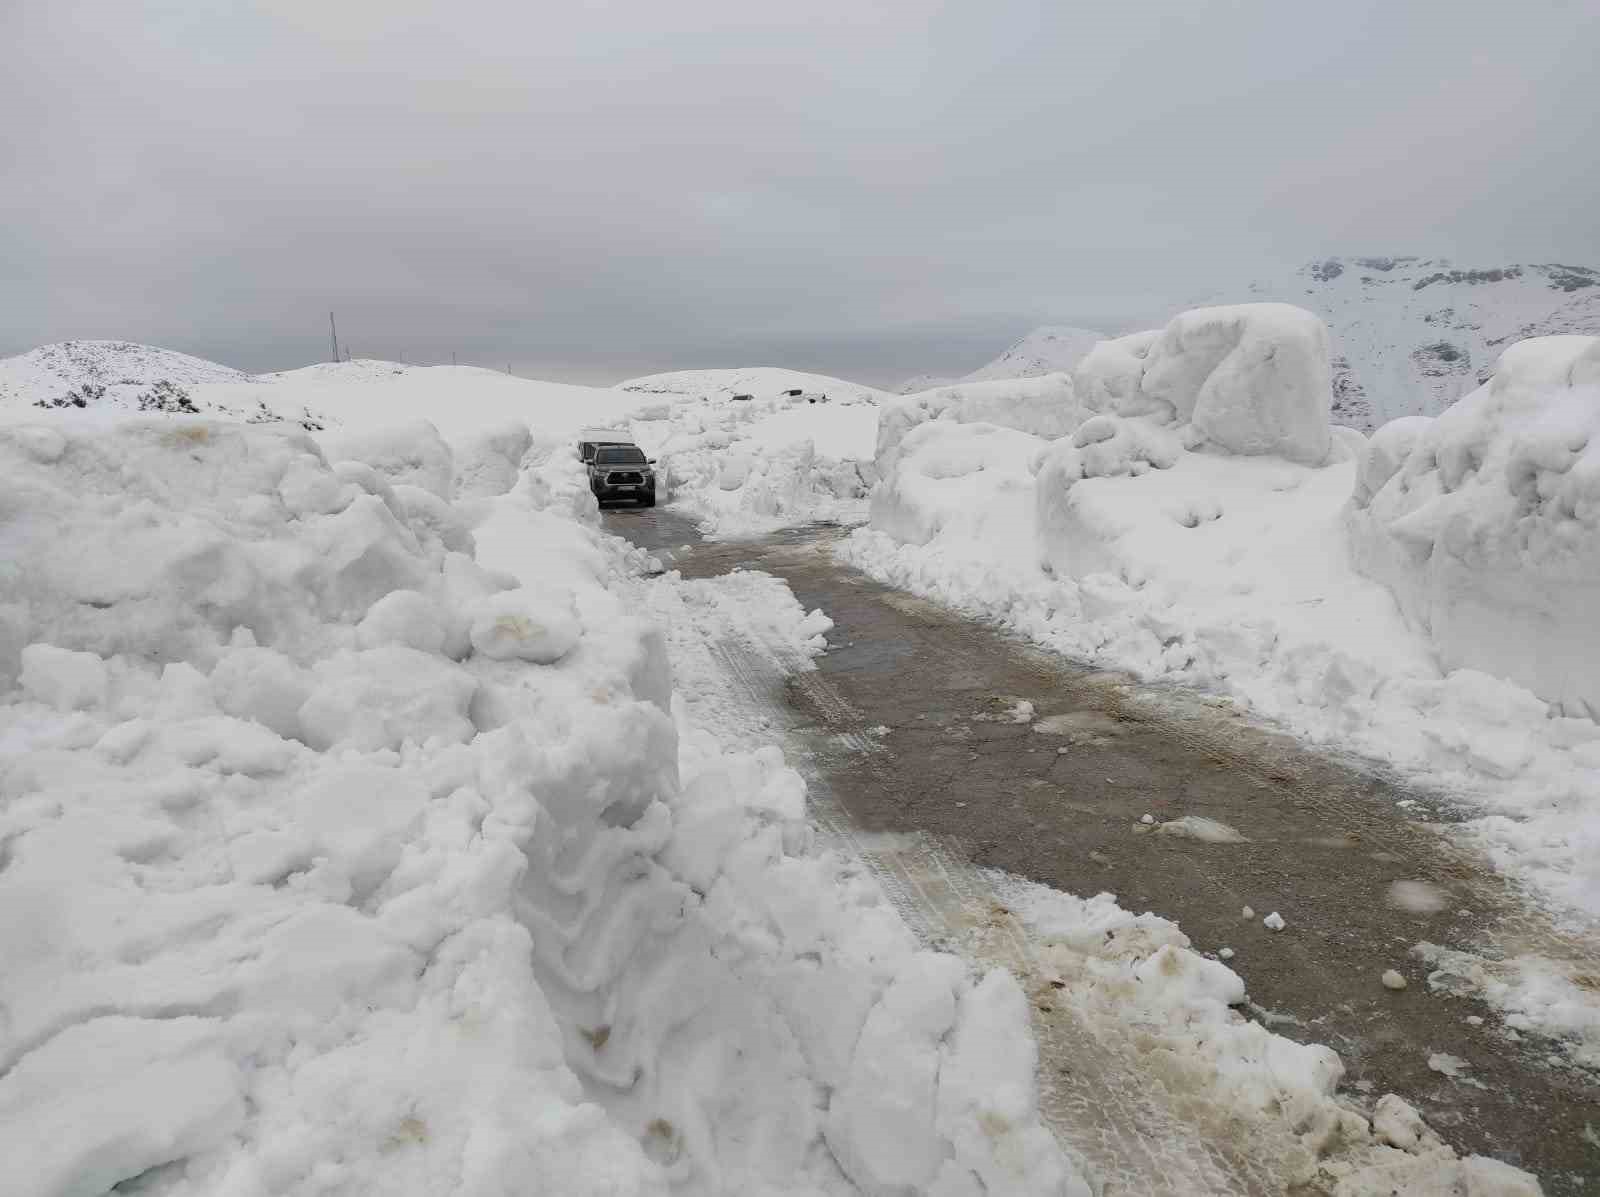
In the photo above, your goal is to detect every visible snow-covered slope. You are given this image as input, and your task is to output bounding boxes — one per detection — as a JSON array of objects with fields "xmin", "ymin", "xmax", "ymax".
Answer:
[
  {"xmin": 896, "ymin": 327, "xmax": 1106, "ymax": 394},
  {"xmin": 0, "ymin": 340, "xmax": 254, "ymax": 400},
  {"xmin": 1210, "ymin": 258, "xmax": 1600, "ymax": 428},
  {"xmin": 213, "ymin": 361, "xmax": 643, "ymax": 441},
  {"xmin": 961, "ymin": 326, "xmax": 1106, "ymax": 383},
  {"xmin": 619, "ymin": 366, "xmax": 892, "ymax": 406},
  {"xmin": 0, "ymin": 340, "xmax": 288, "ymax": 423}
]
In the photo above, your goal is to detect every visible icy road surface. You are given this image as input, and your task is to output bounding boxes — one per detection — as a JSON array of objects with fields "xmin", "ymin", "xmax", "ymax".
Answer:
[{"xmin": 605, "ymin": 506, "xmax": 1600, "ymax": 1195}]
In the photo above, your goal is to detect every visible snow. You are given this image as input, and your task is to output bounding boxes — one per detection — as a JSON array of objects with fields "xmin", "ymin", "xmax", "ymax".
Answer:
[
  {"xmin": 877, "ymin": 373, "xmax": 1085, "ymax": 475},
  {"xmin": 618, "ymin": 365, "xmax": 892, "ymax": 407},
  {"xmin": 1412, "ymin": 942, "xmax": 1600, "ymax": 1071},
  {"xmin": 0, "ymin": 339, "xmax": 254, "ymax": 404},
  {"xmin": 1347, "ymin": 334, "xmax": 1600, "ymax": 721},
  {"xmin": 1207, "ymin": 256, "xmax": 1600, "ymax": 429},
  {"xmin": 840, "ymin": 314, "xmax": 1600, "ymax": 923},
  {"xmin": 895, "ymin": 326, "xmax": 1106, "ymax": 394},
  {"xmin": 0, "ymin": 330, "xmax": 1573, "ymax": 1194},
  {"xmin": 1137, "ymin": 303, "xmax": 1334, "ymax": 465},
  {"xmin": 990, "ymin": 874, "xmax": 1538, "ymax": 1195},
  {"xmin": 0, "ymin": 406, "xmax": 1077, "ymax": 1196},
  {"xmin": 633, "ymin": 390, "xmax": 881, "ymax": 537}
]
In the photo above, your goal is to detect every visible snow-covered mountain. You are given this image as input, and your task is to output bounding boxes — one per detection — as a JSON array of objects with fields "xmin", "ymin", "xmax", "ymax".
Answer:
[
  {"xmin": 1211, "ymin": 258, "xmax": 1599, "ymax": 428},
  {"xmin": 896, "ymin": 325, "xmax": 1106, "ymax": 394}
]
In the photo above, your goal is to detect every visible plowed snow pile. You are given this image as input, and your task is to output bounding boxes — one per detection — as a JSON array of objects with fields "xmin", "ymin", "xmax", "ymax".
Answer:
[
  {"xmin": 0, "ymin": 417, "xmax": 1074, "ymax": 1196},
  {"xmin": 629, "ymin": 390, "xmax": 880, "ymax": 537},
  {"xmin": 842, "ymin": 309, "xmax": 1600, "ymax": 927}
]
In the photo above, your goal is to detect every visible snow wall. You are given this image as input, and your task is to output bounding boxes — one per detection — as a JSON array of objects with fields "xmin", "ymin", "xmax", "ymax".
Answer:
[
  {"xmin": 1347, "ymin": 334, "xmax": 1600, "ymax": 720},
  {"xmin": 0, "ymin": 417, "xmax": 1073, "ymax": 1196}
]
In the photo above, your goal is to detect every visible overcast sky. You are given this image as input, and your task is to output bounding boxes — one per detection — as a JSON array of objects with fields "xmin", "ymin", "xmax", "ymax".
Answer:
[{"xmin": 3, "ymin": 0, "xmax": 1596, "ymax": 385}]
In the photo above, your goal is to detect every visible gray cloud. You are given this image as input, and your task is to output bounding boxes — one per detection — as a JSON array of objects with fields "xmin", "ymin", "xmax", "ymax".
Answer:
[{"xmin": 4, "ymin": 0, "xmax": 1596, "ymax": 385}]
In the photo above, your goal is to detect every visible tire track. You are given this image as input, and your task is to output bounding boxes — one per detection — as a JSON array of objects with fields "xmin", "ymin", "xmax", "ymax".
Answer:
[{"xmin": 708, "ymin": 612, "xmax": 1288, "ymax": 1196}]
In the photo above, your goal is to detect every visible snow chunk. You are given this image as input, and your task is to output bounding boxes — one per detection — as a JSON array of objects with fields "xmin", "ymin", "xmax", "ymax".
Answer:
[
  {"xmin": 1155, "ymin": 815, "xmax": 1249, "ymax": 843},
  {"xmin": 877, "ymin": 373, "xmax": 1087, "ymax": 474},
  {"xmin": 1140, "ymin": 303, "xmax": 1333, "ymax": 464},
  {"xmin": 1349, "ymin": 334, "xmax": 1600, "ymax": 719},
  {"xmin": 298, "ymin": 646, "xmax": 477, "ymax": 750},
  {"xmin": 20, "ymin": 644, "xmax": 109, "ymax": 711},
  {"xmin": 1371, "ymin": 1093, "xmax": 1431, "ymax": 1152},
  {"xmin": 1263, "ymin": 911, "xmax": 1286, "ymax": 931},
  {"xmin": 324, "ymin": 419, "xmax": 455, "ymax": 500},
  {"xmin": 467, "ymin": 587, "xmax": 582, "ymax": 663},
  {"xmin": 357, "ymin": 588, "xmax": 450, "ymax": 655},
  {"xmin": 0, "ymin": 1017, "xmax": 244, "ymax": 1197}
]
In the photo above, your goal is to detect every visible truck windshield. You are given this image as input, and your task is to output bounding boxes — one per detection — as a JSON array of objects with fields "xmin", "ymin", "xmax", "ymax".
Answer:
[{"xmin": 595, "ymin": 446, "xmax": 646, "ymax": 465}]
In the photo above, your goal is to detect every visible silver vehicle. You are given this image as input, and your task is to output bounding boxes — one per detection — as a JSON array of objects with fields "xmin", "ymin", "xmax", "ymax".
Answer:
[{"xmin": 585, "ymin": 441, "xmax": 657, "ymax": 506}]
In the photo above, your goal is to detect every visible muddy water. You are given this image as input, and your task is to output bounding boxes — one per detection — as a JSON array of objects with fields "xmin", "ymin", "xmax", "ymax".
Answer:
[{"xmin": 604, "ymin": 509, "xmax": 1600, "ymax": 1193}]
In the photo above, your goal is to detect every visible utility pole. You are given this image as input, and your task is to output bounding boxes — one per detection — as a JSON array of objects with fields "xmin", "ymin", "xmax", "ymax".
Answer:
[
  {"xmin": 328, "ymin": 312, "xmax": 339, "ymax": 363},
  {"xmin": 452, "ymin": 351, "xmax": 457, "ymax": 367}
]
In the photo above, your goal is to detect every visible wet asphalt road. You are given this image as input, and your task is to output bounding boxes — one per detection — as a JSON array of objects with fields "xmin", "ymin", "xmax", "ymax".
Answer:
[{"xmin": 603, "ymin": 505, "xmax": 1600, "ymax": 1193}]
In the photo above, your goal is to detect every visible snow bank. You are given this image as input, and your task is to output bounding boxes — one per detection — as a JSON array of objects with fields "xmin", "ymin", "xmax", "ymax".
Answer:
[
  {"xmin": 1348, "ymin": 335, "xmax": 1600, "ymax": 720},
  {"xmin": 639, "ymin": 393, "xmax": 879, "ymax": 536},
  {"xmin": 0, "ymin": 415, "xmax": 1076, "ymax": 1196},
  {"xmin": 1079, "ymin": 305, "xmax": 1334, "ymax": 464},
  {"xmin": 844, "ymin": 328, "xmax": 1600, "ymax": 918},
  {"xmin": 876, "ymin": 374, "xmax": 1085, "ymax": 475}
]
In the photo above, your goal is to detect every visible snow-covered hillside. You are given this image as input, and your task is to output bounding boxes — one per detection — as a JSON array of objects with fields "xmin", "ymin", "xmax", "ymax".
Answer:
[
  {"xmin": 0, "ymin": 340, "xmax": 254, "ymax": 400},
  {"xmin": 214, "ymin": 361, "xmax": 643, "ymax": 442},
  {"xmin": 619, "ymin": 366, "xmax": 891, "ymax": 406},
  {"xmin": 896, "ymin": 326, "xmax": 1106, "ymax": 394},
  {"xmin": 1210, "ymin": 258, "xmax": 1600, "ymax": 428},
  {"xmin": 0, "ymin": 340, "xmax": 299, "ymax": 424}
]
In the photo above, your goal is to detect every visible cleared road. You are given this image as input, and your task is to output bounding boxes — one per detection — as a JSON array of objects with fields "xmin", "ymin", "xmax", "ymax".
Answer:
[{"xmin": 605, "ymin": 506, "xmax": 1600, "ymax": 1194}]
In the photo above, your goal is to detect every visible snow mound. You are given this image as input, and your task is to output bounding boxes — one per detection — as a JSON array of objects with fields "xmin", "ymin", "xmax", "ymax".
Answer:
[
  {"xmin": 0, "ymin": 414, "xmax": 1077, "ymax": 1195},
  {"xmin": 1348, "ymin": 334, "xmax": 1600, "ymax": 719},
  {"xmin": 636, "ymin": 392, "xmax": 878, "ymax": 536},
  {"xmin": 843, "ymin": 329, "xmax": 1600, "ymax": 918},
  {"xmin": 1096, "ymin": 304, "xmax": 1334, "ymax": 465},
  {"xmin": 963, "ymin": 325, "xmax": 1107, "ymax": 384},
  {"xmin": 877, "ymin": 374, "xmax": 1086, "ymax": 475}
]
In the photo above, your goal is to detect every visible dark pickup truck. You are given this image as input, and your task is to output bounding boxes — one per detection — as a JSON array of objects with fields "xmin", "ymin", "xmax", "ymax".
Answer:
[{"xmin": 586, "ymin": 443, "xmax": 657, "ymax": 506}]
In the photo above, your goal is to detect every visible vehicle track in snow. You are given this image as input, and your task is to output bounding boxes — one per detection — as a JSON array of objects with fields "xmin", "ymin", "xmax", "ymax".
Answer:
[{"xmin": 608, "ymin": 508, "xmax": 1600, "ymax": 1194}]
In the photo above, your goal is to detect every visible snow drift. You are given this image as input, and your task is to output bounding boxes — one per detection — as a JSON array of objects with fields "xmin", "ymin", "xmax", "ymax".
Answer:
[
  {"xmin": 876, "ymin": 374, "xmax": 1085, "ymax": 476},
  {"xmin": 0, "ymin": 414, "xmax": 1076, "ymax": 1196},
  {"xmin": 844, "ymin": 315, "xmax": 1600, "ymax": 920},
  {"xmin": 1348, "ymin": 334, "xmax": 1600, "ymax": 720},
  {"xmin": 634, "ymin": 391, "xmax": 879, "ymax": 537},
  {"xmin": 1079, "ymin": 304, "xmax": 1334, "ymax": 465}
]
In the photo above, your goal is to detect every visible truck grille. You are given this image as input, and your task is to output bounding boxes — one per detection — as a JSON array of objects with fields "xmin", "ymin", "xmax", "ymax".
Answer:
[{"xmin": 607, "ymin": 471, "xmax": 645, "ymax": 485}]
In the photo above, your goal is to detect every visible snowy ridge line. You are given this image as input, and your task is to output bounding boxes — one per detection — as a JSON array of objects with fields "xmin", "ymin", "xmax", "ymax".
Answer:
[{"xmin": 704, "ymin": 597, "xmax": 1286, "ymax": 1195}]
